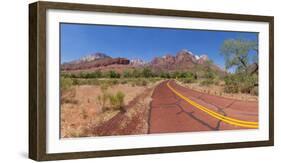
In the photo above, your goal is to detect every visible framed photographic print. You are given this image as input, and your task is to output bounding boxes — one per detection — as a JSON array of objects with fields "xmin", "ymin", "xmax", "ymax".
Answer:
[{"xmin": 29, "ymin": 1, "xmax": 274, "ymax": 161}]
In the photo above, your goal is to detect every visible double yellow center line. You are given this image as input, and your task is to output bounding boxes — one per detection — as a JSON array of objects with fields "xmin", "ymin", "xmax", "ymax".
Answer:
[{"xmin": 167, "ymin": 81, "xmax": 258, "ymax": 128}]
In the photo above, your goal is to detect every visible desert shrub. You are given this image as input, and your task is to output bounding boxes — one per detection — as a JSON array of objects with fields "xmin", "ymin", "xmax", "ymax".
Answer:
[
  {"xmin": 105, "ymin": 70, "xmax": 120, "ymax": 78},
  {"xmin": 240, "ymin": 83, "xmax": 253, "ymax": 94},
  {"xmin": 75, "ymin": 79, "xmax": 126, "ymax": 86},
  {"xmin": 97, "ymin": 93, "xmax": 109, "ymax": 112},
  {"xmin": 224, "ymin": 75, "xmax": 239, "ymax": 93},
  {"xmin": 61, "ymin": 77, "xmax": 73, "ymax": 90},
  {"xmin": 132, "ymin": 69, "xmax": 142, "ymax": 78},
  {"xmin": 73, "ymin": 79, "xmax": 82, "ymax": 85},
  {"xmin": 88, "ymin": 71, "xmax": 102, "ymax": 78},
  {"xmin": 141, "ymin": 80, "xmax": 148, "ymax": 86},
  {"xmin": 142, "ymin": 68, "xmax": 153, "ymax": 78},
  {"xmin": 62, "ymin": 98, "xmax": 78, "ymax": 104},
  {"xmin": 250, "ymin": 86, "xmax": 258, "ymax": 96},
  {"xmin": 72, "ymin": 78, "xmax": 79, "ymax": 85},
  {"xmin": 108, "ymin": 95, "xmax": 118, "ymax": 110},
  {"xmin": 148, "ymin": 77, "xmax": 161, "ymax": 83},
  {"xmin": 76, "ymin": 79, "xmax": 100, "ymax": 85},
  {"xmin": 135, "ymin": 79, "xmax": 148, "ymax": 86},
  {"xmin": 61, "ymin": 83, "xmax": 78, "ymax": 104},
  {"xmin": 100, "ymin": 83, "xmax": 109, "ymax": 91},
  {"xmin": 204, "ymin": 70, "xmax": 215, "ymax": 79},
  {"xmin": 97, "ymin": 84, "xmax": 109, "ymax": 111},
  {"xmin": 199, "ymin": 68, "xmax": 216, "ymax": 86},
  {"xmin": 176, "ymin": 72, "xmax": 195, "ymax": 83},
  {"xmin": 116, "ymin": 91, "xmax": 125, "ymax": 111},
  {"xmin": 224, "ymin": 84, "xmax": 239, "ymax": 93},
  {"xmin": 223, "ymin": 73, "xmax": 257, "ymax": 94},
  {"xmin": 179, "ymin": 72, "xmax": 194, "ymax": 78},
  {"xmin": 97, "ymin": 84, "xmax": 125, "ymax": 112},
  {"xmin": 171, "ymin": 71, "xmax": 180, "ymax": 78},
  {"xmin": 180, "ymin": 77, "xmax": 194, "ymax": 83},
  {"xmin": 200, "ymin": 79, "xmax": 214, "ymax": 86},
  {"xmin": 201, "ymin": 67, "xmax": 219, "ymax": 80},
  {"xmin": 108, "ymin": 91, "xmax": 125, "ymax": 112},
  {"xmin": 69, "ymin": 130, "xmax": 85, "ymax": 138},
  {"xmin": 94, "ymin": 70, "xmax": 102, "ymax": 78},
  {"xmin": 213, "ymin": 79, "xmax": 220, "ymax": 85},
  {"xmin": 78, "ymin": 72, "xmax": 87, "ymax": 78},
  {"xmin": 112, "ymin": 79, "xmax": 119, "ymax": 85},
  {"xmin": 159, "ymin": 72, "xmax": 171, "ymax": 78},
  {"xmin": 71, "ymin": 73, "xmax": 79, "ymax": 78},
  {"xmin": 240, "ymin": 74, "xmax": 258, "ymax": 94},
  {"xmin": 123, "ymin": 70, "xmax": 132, "ymax": 78},
  {"xmin": 120, "ymin": 80, "xmax": 128, "ymax": 84},
  {"xmin": 61, "ymin": 73, "xmax": 71, "ymax": 78},
  {"xmin": 73, "ymin": 71, "xmax": 103, "ymax": 79},
  {"xmin": 106, "ymin": 79, "xmax": 119, "ymax": 86}
]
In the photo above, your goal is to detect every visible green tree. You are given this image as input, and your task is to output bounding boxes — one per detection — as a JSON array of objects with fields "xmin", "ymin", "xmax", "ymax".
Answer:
[
  {"xmin": 132, "ymin": 69, "xmax": 141, "ymax": 78},
  {"xmin": 123, "ymin": 70, "xmax": 132, "ymax": 78},
  {"xmin": 107, "ymin": 70, "xmax": 120, "ymax": 78},
  {"xmin": 142, "ymin": 67, "xmax": 153, "ymax": 78},
  {"xmin": 159, "ymin": 72, "xmax": 170, "ymax": 78},
  {"xmin": 171, "ymin": 71, "xmax": 180, "ymax": 78},
  {"xmin": 220, "ymin": 39, "xmax": 257, "ymax": 73},
  {"xmin": 204, "ymin": 67, "xmax": 215, "ymax": 79},
  {"xmin": 94, "ymin": 70, "xmax": 102, "ymax": 78}
]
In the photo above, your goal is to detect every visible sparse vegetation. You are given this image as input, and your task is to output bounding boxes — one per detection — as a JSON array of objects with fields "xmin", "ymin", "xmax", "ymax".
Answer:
[
  {"xmin": 97, "ymin": 84, "xmax": 126, "ymax": 112},
  {"xmin": 142, "ymin": 67, "xmax": 153, "ymax": 78},
  {"xmin": 107, "ymin": 70, "xmax": 121, "ymax": 78},
  {"xmin": 200, "ymin": 79, "xmax": 214, "ymax": 86},
  {"xmin": 61, "ymin": 77, "xmax": 73, "ymax": 90},
  {"xmin": 135, "ymin": 79, "xmax": 148, "ymax": 86},
  {"xmin": 224, "ymin": 73, "xmax": 258, "ymax": 95},
  {"xmin": 97, "ymin": 84, "xmax": 110, "ymax": 111},
  {"xmin": 108, "ymin": 91, "xmax": 125, "ymax": 112}
]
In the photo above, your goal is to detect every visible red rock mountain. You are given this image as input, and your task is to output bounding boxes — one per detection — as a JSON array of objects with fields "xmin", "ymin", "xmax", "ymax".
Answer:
[
  {"xmin": 150, "ymin": 50, "xmax": 208, "ymax": 70},
  {"xmin": 148, "ymin": 50, "xmax": 225, "ymax": 76},
  {"xmin": 61, "ymin": 50, "xmax": 225, "ymax": 75}
]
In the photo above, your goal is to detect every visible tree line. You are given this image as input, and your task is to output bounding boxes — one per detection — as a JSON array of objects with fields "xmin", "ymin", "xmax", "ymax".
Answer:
[{"xmin": 61, "ymin": 68, "xmax": 197, "ymax": 80}]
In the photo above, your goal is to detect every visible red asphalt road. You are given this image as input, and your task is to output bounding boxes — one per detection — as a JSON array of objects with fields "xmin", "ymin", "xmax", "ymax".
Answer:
[{"xmin": 148, "ymin": 80, "xmax": 258, "ymax": 134}]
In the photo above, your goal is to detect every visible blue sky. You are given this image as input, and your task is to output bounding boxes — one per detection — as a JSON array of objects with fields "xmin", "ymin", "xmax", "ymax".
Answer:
[{"xmin": 60, "ymin": 23, "xmax": 258, "ymax": 68}]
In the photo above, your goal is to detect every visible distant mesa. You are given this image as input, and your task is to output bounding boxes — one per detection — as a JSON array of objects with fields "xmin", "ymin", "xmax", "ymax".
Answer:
[{"xmin": 61, "ymin": 52, "xmax": 130, "ymax": 71}]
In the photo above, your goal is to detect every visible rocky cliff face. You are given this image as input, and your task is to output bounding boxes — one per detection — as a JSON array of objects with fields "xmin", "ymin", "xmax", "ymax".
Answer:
[
  {"xmin": 150, "ymin": 50, "xmax": 212, "ymax": 71},
  {"xmin": 197, "ymin": 55, "xmax": 209, "ymax": 64},
  {"xmin": 130, "ymin": 58, "xmax": 146, "ymax": 66}
]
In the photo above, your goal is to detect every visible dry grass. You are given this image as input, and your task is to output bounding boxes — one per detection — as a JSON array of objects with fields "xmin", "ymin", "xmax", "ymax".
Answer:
[
  {"xmin": 60, "ymin": 81, "xmax": 160, "ymax": 138},
  {"xmin": 87, "ymin": 86, "xmax": 155, "ymax": 136},
  {"xmin": 176, "ymin": 80, "xmax": 258, "ymax": 101}
]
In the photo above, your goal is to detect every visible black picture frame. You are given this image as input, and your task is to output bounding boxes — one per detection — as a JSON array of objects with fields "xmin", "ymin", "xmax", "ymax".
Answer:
[{"xmin": 29, "ymin": 1, "xmax": 274, "ymax": 161}]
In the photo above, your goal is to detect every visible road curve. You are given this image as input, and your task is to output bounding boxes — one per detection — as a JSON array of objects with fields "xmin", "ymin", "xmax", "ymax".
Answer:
[{"xmin": 148, "ymin": 80, "xmax": 258, "ymax": 134}]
